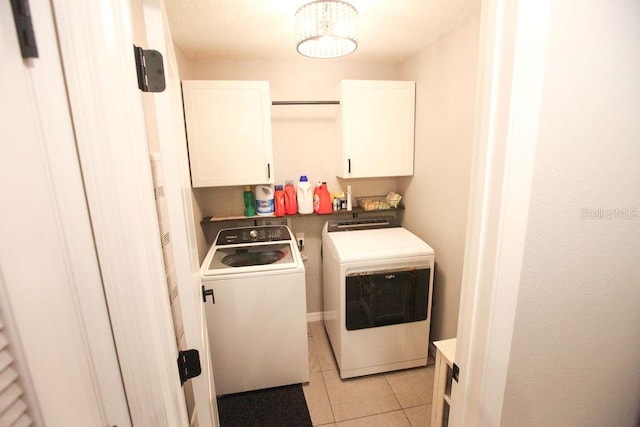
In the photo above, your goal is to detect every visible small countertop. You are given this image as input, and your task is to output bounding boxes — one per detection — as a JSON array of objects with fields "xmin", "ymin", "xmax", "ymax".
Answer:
[{"xmin": 433, "ymin": 338, "xmax": 456, "ymax": 364}]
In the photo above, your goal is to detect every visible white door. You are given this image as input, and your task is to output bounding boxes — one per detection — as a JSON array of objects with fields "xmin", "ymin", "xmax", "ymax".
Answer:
[
  {"xmin": 0, "ymin": 1, "xmax": 130, "ymax": 425},
  {"xmin": 50, "ymin": 0, "xmax": 200, "ymax": 424},
  {"xmin": 135, "ymin": 1, "xmax": 218, "ymax": 425},
  {"xmin": 6, "ymin": 0, "xmax": 216, "ymax": 424}
]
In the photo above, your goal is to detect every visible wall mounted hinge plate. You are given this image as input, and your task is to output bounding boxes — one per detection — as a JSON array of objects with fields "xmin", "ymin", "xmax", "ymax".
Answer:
[
  {"xmin": 10, "ymin": 0, "xmax": 38, "ymax": 58},
  {"xmin": 133, "ymin": 45, "xmax": 166, "ymax": 93},
  {"xmin": 452, "ymin": 363, "xmax": 460, "ymax": 382},
  {"xmin": 177, "ymin": 349, "xmax": 201, "ymax": 385}
]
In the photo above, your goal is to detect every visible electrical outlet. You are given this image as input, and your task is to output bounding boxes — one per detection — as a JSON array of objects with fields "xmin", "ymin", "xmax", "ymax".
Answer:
[{"xmin": 295, "ymin": 232, "xmax": 304, "ymax": 251}]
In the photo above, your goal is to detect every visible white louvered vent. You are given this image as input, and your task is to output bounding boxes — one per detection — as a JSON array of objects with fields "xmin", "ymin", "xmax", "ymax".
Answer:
[
  {"xmin": 161, "ymin": 231, "xmax": 171, "ymax": 248},
  {"xmin": 0, "ymin": 318, "xmax": 32, "ymax": 427},
  {"xmin": 154, "ymin": 185, "xmax": 165, "ymax": 200}
]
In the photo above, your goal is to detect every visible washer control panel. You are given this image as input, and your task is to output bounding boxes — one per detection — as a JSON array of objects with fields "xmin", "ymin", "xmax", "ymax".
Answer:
[
  {"xmin": 216, "ymin": 225, "xmax": 292, "ymax": 245},
  {"xmin": 326, "ymin": 216, "xmax": 399, "ymax": 232}
]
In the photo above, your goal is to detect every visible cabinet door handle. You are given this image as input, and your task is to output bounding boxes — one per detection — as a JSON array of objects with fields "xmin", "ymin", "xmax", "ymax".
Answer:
[
  {"xmin": 348, "ymin": 158, "xmax": 351, "ymax": 174},
  {"xmin": 267, "ymin": 163, "xmax": 271, "ymax": 179}
]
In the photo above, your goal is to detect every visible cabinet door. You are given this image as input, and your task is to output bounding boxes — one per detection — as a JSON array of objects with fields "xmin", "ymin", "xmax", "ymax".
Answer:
[
  {"xmin": 338, "ymin": 80, "xmax": 415, "ymax": 178},
  {"xmin": 182, "ymin": 80, "xmax": 274, "ymax": 187}
]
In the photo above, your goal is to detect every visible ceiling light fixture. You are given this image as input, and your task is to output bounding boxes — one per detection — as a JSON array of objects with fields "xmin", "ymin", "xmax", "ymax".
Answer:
[{"xmin": 294, "ymin": 0, "xmax": 358, "ymax": 59}]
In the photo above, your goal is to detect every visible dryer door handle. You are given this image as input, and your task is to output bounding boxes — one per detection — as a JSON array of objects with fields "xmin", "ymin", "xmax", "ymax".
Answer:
[{"xmin": 202, "ymin": 286, "xmax": 215, "ymax": 304}]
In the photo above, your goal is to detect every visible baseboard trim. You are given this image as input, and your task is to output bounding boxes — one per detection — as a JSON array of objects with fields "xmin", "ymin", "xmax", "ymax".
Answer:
[{"xmin": 306, "ymin": 312, "xmax": 324, "ymax": 322}]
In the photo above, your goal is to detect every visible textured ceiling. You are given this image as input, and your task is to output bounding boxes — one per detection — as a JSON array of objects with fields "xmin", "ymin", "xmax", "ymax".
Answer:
[{"xmin": 165, "ymin": 0, "xmax": 481, "ymax": 64}]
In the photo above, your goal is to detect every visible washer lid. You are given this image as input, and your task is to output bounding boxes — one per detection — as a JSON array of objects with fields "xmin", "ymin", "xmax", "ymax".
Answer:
[
  {"xmin": 326, "ymin": 227, "xmax": 434, "ymax": 262},
  {"xmin": 202, "ymin": 241, "xmax": 299, "ymax": 276}
]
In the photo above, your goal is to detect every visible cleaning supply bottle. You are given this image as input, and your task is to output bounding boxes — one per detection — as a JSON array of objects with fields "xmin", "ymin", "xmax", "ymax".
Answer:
[
  {"xmin": 313, "ymin": 181, "xmax": 322, "ymax": 213},
  {"xmin": 314, "ymin": 182, "xmax": 332, "ymax": 214},
  {"xmin": 255, "ymin": 185, "xmax": 274, "ymax": 216},
  {"xmin": 243, "ymin": 186, "xmax": 255, "ymax": 217},
  {"xmin": 284, "ymin": 180, "xmax": 298, "ymax": 215},
  {"xmin": 274, "ymin": 185, "xmax": 285, "ymax": 217},
  {"xmin": 297, "ymin": 176, "xmax": 314, "ymax": 214}
]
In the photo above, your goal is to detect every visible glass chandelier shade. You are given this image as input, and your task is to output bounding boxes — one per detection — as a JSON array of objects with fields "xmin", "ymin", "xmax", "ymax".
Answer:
[{"xmin": 295, "ymin": 1, "xmax": 358, "ymax": 59}]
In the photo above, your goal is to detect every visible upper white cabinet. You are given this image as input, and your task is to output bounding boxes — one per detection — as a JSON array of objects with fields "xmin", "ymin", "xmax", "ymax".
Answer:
[
  {"xmin": 182, "ymin": 80, "xmax": 274, "ymax": 187},
  {"xmin": 336, "ymin": 80, "xmax": 415, "ymax": 178}
]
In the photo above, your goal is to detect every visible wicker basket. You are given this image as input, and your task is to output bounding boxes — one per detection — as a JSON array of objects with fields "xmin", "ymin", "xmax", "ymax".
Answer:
[{"xmin": 355, "ymin": 193, "xmax": 402, "ymax": 211}]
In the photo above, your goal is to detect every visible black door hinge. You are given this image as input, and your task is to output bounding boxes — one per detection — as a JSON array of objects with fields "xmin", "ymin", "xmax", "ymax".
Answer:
[
  {"xmin": 133, "ymin": 45, "xmax": 166, "ymax": 93},
  {"xmin": 452, "ymin": 363, "xmax": 460, "ymax": 382},
  {"xmin": 202, "ymin": 285, "xmax": 215, "ymax": 304},
  {"xmin": 177, "ymin": 349, "xmax": 202, "ymax": 385},
  {"xmin": 10, "ymin": 0, "xmax": 38, "ymax": 58}
]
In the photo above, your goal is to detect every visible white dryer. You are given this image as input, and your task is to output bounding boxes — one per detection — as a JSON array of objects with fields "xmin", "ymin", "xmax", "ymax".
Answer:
[
  {"xmin": 322, "ymin": 217, "xmax": 435, "ymax": 379},
  {"xmin": 201, "ymin": 225, "xmax": 309, "ymax": 395}
]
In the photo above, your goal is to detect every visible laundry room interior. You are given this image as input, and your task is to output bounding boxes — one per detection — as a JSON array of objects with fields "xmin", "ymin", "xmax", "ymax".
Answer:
[
  {"xmin": 5, "ymin": 0, "xmax": 638, "ymax": 426},
  {"xmin": 162, "ymin": 0, "xmax": 480, "ymax": 425},
  {"xmin": 176, "ymin": 7, "xmax": 478, "ymax": 345}
]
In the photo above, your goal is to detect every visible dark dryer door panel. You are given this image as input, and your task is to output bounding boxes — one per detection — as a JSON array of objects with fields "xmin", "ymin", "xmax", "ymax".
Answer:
[{"xmin": 345, "ymin": 268, "xmax": 430, "ymax": 331}]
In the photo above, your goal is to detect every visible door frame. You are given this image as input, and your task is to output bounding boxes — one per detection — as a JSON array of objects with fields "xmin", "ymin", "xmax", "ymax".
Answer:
[
  {"xmin": 138, "ymin": 0, "xmax": 218, "ymax": 425},
  {"xmin": 51, "ymin": 0, "xmax": 190, "ymax": 425},
  {"xmin": 49, "ymin": 0, "xmax": 552, "ymax": 424},
  {"xmin": 451, "ymin": 0, "xmax": 550, "ymax": 425}
]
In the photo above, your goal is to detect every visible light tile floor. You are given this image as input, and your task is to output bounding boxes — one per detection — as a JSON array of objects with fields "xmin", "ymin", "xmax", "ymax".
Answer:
[{"xmin": 303, "ymin": 321, "xmax": 434, "ymax": 427}]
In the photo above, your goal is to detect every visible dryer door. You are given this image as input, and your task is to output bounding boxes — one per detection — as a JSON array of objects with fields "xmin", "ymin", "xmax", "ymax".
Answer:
[{"xmin": 345, "ymin": 268, "xmax": 431, "ymax": 330}]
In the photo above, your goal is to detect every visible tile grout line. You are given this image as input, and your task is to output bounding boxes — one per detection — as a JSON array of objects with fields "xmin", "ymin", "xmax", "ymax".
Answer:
[
  {"xmin": 317, "ymin": 322, "xmax": 339, "ymax": 425},
  {"xmin": 310, "ymin": 322, "xmax": 337, "ymax": 426},
  {"xmin": 331, "ymin": 407, "xmax": 414, "ymax": 425},
  {"xmin": 319, "ymin": 365, "xmax": 337, "ymax": 425},
  {"xmin": 384, "ymin": 373, "xmax": 404, "ymax": 409},
  {"xmin": 383, "ymin": 374, "xmax": 413, "ymax": 426}
]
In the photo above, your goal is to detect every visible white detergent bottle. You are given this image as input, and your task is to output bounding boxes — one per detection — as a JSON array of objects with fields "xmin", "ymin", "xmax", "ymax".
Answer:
[
  {"xmin": 255, "ymin": 185, "xmax": 274, "ymax": 216},
  {"xmin": 297, "ymin": 176, "xmax": 314, "ymax": 214}
]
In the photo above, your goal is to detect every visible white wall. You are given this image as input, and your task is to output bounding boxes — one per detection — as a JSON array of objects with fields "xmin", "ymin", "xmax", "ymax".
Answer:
[
  {"xmin": 501, "ymin": 1, "xmax": 640, "ymax": 425},
  {"xmin": 398, "ymin": 14, "xmax": 481, "ymax": 341}
]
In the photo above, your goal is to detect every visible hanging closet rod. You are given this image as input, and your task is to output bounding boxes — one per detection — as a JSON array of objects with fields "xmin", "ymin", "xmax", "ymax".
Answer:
[{"xmin": 271, "ymin": 100, "xmax": 340, "ymax": 105}]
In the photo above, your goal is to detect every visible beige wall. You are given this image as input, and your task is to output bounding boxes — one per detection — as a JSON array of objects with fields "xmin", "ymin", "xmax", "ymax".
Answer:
[
  {"xmin": 172, "ymin": 44, "xmax": 210, "ymax": 261},
  {"xmin": 181, "ymin": 59, "xmax": 402, "ymax": 314},
  {"xmin": 173, "ymin": 43, "xmax": 193, "ymax": 79},
  {"xmin": 175, "ymin": 20, "xmax": 482, "ymax": 321},
  {"xmin": 398, "ymin": 14, "xmax": 481, "ymax": 341},
  {"xmin": 501, "ymin": 1, "xmax": 640, "ymax": 425}
]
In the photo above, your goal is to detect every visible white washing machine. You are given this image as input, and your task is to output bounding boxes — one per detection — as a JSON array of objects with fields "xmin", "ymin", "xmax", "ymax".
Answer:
[
  {"xmin": 201, "ymin": 225, "xmax": 309, "ymax": 395},
  {"xmin": 322, "ymin": 217, "xmax": 435, "ymax": 379}
]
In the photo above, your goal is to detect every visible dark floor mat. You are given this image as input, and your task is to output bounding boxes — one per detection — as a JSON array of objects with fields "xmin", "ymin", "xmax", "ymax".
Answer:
[{"xmin": 216, "ymin": 384, "xmax": 312, "ymax": 427}]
